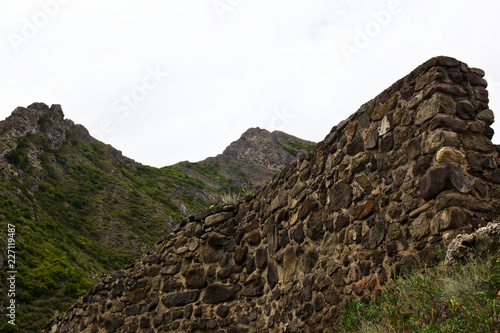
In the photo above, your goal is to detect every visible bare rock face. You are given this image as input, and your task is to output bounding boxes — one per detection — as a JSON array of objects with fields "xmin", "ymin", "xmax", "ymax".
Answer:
[
  {"xmin": 0, "ymin": 103, "xmax": 68, "ymax": 149},
  {"xmin": 222, "ymin": 128, "xmax": 295, "ymax": 170},
  {"xmin": 175, "ymin": 128, "xmax": 316, "ymax": 190},
  {"xmin": 0, "ymin": 102, "xmax": 128, "ymax": 180},
  {"xmin": 0, "ymin": 103, "xmax": 73, "ymax": 178},
  {"xmin": 45, "ymin": 57, "xmax": 500, "ymax": 333}
]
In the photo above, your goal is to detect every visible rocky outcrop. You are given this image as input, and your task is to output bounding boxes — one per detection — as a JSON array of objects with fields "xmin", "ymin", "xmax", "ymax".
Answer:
[
  {"xmin": 0, "ymin": 103, "xmax": 129, "ymax": 180},
  {"xmin": 174, "ymin": 128, "xmax": 316, "ymax": 190},
  {"xmin": 221, "ymin": 128, "xmax": 310, "ymax": 170},
  {"xmin": 45, "ymin": 56, "xmax": 500, "ymax": 332},
  {"xmin": 0, "ymin": 103, "xmax": 73, "ymax": 179},
  {"xmin": 445, "ymin": 222, "xmax": 500, "ymax": 267}
]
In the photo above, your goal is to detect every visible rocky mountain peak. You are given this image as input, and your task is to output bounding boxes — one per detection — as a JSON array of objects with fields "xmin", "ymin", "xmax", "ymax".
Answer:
[
  {"xmin": 235, "ymin": 127, "xmax": 272, "ymax": 139},
  {"xmin": 174, "ymin": 127, "xmax": 316, "ymax": 192},
  {"xmin": 0, "ymin": 103, "xmax": 72, "ymax": 177},
  {"xmin": 0, "ymin": 103, "xmax": 117, "ymax": 180},
  {"xmin": 222, "ymin": 127, "xmax": 314, "ymax": 172},
  {"xmin": 2, "ymin": 102, "xmax": 70, "ymax": 139}
]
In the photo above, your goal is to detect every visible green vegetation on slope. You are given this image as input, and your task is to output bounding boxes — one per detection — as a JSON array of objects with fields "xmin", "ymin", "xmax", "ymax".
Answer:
[
  {"xmin": 0, "ymin": 187, "xmax": 96, "ymax": 333},
  {"xmin": 277, "ymin": 138, "xmax": 316, "ymax": 156},
  {"xmin": 336, "ymin": 251, "xmax": 500, "ymax": 332},
  {"xmin": 0, "ymin": 126, "xmax": 223, "ymax": 331},
  {"xmin": 174, "ymin": 161, "xmax": 250, "ymax": 197}
]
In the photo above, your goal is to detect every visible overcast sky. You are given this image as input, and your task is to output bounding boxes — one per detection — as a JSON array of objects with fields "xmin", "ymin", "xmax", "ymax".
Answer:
[{"xmin": 1, "ymin": 1, "xmax": 499, "ymax": 167}]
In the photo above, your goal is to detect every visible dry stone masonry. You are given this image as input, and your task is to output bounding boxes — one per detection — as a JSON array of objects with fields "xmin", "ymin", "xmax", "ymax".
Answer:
[{"xmin": 45, "ymin": 56, "xmax": 500, "ymax": 332}]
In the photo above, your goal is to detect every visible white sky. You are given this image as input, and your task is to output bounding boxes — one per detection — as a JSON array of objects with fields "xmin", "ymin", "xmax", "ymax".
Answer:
[{"xmin": 1, "ymin": 0, "xmax": 499, "ymax": 167}]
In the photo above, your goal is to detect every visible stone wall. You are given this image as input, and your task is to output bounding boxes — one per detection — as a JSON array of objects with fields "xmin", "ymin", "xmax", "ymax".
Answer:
[{"xmin": 45, "ymin": 56, "xmax": 500, "ymax": 333}]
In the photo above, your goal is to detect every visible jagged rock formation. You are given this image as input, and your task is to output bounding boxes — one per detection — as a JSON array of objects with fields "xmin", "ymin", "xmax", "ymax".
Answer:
[
  {"xmin": 45, "ymin": 56, "xmax": 500, "ymax": 332},
  {"xmin": 174, "ymin": 128, "xmax": 316, "ymax": 191},
  {"xmin": 0, "ymin": 103, "xmax": 99, "ymax": 178}
]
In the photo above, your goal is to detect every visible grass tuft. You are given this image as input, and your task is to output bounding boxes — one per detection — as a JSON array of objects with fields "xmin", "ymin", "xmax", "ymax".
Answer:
[
  {"xmin": 336, "ymin": 251, "xmax": 500, "ymax": 332},
  {"xmin": 220, "ymin": 186, "xmax": 252, "ymax": 205}
]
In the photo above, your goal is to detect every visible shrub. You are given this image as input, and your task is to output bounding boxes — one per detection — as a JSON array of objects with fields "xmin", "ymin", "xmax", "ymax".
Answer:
[{"xmin": 6, "ymin": 150, "xmax": 27, "ymax": 169}]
